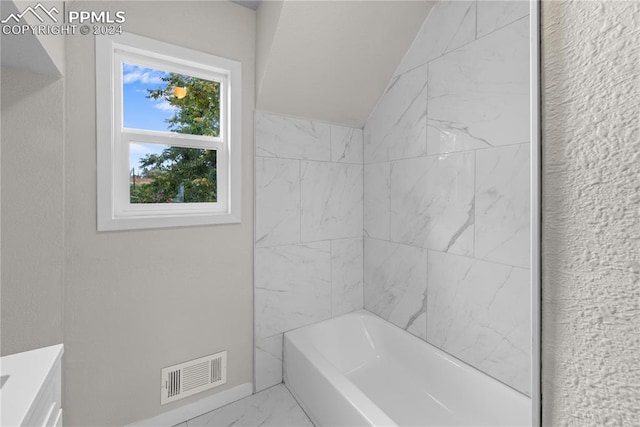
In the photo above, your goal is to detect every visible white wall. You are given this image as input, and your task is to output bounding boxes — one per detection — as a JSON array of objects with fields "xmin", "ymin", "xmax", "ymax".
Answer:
[
  {"xmin": 0, "ymin": 1, "xmax": 65, "ymax": 76},
  {"xmin": 0, "ymin": 67, "xmax": 65, "ymax": 356},
  {"xmin": 363, "ymin": 0, "xmax": 531, "ymax": 395},
  {"xmin": 541, "ymin": 1, "xmax": 640, "ymax": 424},
  {"xmin": 255, "ymin": 0, "xmax": 283, "ymax": 100},
  {"xmin": 63, "ymin": 2, "xmax": 255, "ymax": 425},
  {"xmin": 256, "ymin": 1, "xmax": 434, "ymax": 127},
  {"xmin": 253, "ymin": 111, "xmax": 364, "ymax": 391}
]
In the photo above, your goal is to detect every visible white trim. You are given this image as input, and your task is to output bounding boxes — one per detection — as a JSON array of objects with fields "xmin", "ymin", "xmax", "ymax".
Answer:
[
  {"xmin": 529, "ymin": 1, "xmax": 542, "ymax": 426},
  {"xmin": 125, "ymin": 382, "xmax": 253, "ymax": 427},
  {"xmin": 96, "ymin": 32, "xmax": 242, "ymax": 231}
]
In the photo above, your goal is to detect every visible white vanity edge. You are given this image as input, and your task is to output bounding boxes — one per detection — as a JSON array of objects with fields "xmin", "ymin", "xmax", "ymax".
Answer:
[{"xmin": 0, "ymin": 344, "xmax": 64, "ymax": 426}]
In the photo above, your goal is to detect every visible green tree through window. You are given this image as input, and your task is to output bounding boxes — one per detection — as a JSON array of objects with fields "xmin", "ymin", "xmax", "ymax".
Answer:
[{"xmin": 129, "ymin": 72, "xmax": 220, "ymax": 204}]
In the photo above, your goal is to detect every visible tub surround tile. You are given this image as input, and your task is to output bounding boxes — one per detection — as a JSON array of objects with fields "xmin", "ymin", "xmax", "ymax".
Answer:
[
  {"xmin": 254, "ymin": 112, "xmax": 365, "ymax": 391},
  {"xmin": 395, "ymin": 0, "xmax": 477, "ymax": 76},
  {"xmin": 255, "ymin": 157, "xmax": 300, "ymax": 248},
  {"xmin": 300, "ymin": 161, "xmax": 363, "ymax": 242},
  {"xmin": 421, "ymin": 153, "xmax": 475, "ymax": 256},
  {"xmin": 364, "ymin": 239, "xmax": 427, "ymax": 339},
  {"xmin": 331, "ymin": 238, "xmax": 364, "ymax": 317},
  {"xmin": 426, "ymin": 251, "xmax": 531, "ymax": 394},
  {"xmin": 331, "ymin": 125, "xmax": 363, "ymax": 164},
  {"xmin": 255, "ymin": 111, "xmax": 330, "ymax": 161},
  {"xmin": 390, "ymin": 153, "xmax": 475, "ymax": 255},
  {"xmin": 186, "ymin": 384, "xmax": 313, "ymax": 427},
  {"xmin": 389, "ymin": 157, "xmax": 429, "ymax": 247},
  {"xmin": 255, "ymin": 242, "xmax": 331, "ymax": 339},
  {"xmin": 255, "ymin": 334, "xmax": 284, "ymax": 392},
  {"xmin": 406, "ymin": 311, "xmax": 428, "ymax": 340},
  {"xmin": 475, "ymin": 143, "xmax": 530, "ymax": 268},
  {"xmin": 426, "ymin": 121, "xmax": 493, "ymax": 155},
  {"xmin": 476, "ymin": 0, "xmax": 530, "ymax": 39},
  {"xmin": 364, "ymin": 63, "xmax": 428, "ymax": 163},
  {"xmin": 359, "ymin": 3, "xmax": 531, "ymax": 400},
  {"xmin": 364, "ymin": 162, "xmax": 391, "ymax": 240},
  {"xmin": 427, "ymin": 17, "xmax": 530, "ymax": 155}
]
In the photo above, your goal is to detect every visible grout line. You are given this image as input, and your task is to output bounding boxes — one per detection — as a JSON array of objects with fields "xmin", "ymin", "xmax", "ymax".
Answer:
[
  {"xmin": 362, "ymin": 127, "xmax": 366, "ymax": 311},
  {"xmin": 425, "ymin": 249, "xmax": 429, "ymax": 340},
  {"xmin": 476, "ymin": 11, "xmax": 531, "ymax": 41},
  {"xmin": 423, "ymin": 11, "xmax": 530, "ymax": 72},
  {"xmin": 256, "ymin": 154, "xmax": 363, "ymax": 166},
  {"xmin": 388, "ymin": 161, "xmax": 392, "ymax": 242},
  {"xmin": 256, "ymin": 235, "xmax": 364, "ymax": 250},
  {"xmin": 363, "ymin": 140, "xmax": 531, "ymax": 167},
  {"xmin": 473, "ymin": 149, "xmax": 477, "ymax": 258},
  {"xmin": 425, "ymin": 60, "xmax": 430, "ymax": 155},
  {"xmin": 475, "ymin": 0, "xmax": 478, "ymax": 40},
  {"xmin": 384, "ymin": 5, "xmax": 529, "ymax": 102},
  {"xmin": 298, "ymin": 160, "xmax": 302, "ymax": 243},
  {"xmin": 282, "ymin": 382, "xmax": 315, "ymax": 424},
  {"xmin": 254, "ymin": 108, "xmax": 360, "ymax": 130},
  {"xmin": 366, "ymin": 237, "xmax": 529, "ymax": 271},
  {"xmin": 330, "ymin": 239, "xmax": 333, "ymax": 318}
]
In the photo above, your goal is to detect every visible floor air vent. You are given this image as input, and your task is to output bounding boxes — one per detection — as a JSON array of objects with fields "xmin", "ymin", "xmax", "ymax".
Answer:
[{"xmin": 161, "ymin": 351, "xmax": 227, "ymax": 405}]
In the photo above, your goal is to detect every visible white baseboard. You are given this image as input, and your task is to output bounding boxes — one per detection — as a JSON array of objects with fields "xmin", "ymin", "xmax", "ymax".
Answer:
[{"xmin": 126, "ymin": 382, "xmax": 253, "ymax": 427}]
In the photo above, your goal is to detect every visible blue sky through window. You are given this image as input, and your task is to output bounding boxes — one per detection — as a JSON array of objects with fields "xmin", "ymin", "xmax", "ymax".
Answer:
[{"xmin": 123, "ymin": 63, "xmax": 175, "ymax": 172}]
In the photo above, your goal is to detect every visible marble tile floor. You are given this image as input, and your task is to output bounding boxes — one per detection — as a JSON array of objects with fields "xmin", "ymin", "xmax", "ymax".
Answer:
[{"xmin": 174, "ymin": 384, "xmax": 313, "ymax": 427}]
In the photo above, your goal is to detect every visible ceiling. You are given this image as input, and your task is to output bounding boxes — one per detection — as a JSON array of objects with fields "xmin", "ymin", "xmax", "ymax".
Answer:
[{"xmin": 254, "ymin": 1, "xmax": 435, "ymax": 127}]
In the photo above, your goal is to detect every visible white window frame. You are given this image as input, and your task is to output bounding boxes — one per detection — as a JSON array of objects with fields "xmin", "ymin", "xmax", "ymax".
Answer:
[{"xmin": 96, "ymin": 32, "xmax": 241, "ymax": 231}]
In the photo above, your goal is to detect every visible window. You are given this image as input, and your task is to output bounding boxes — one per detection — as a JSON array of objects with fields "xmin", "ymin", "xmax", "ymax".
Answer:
[{"xmin": 96, "ymin": 32, "xmax": 241, "ymax": 230}]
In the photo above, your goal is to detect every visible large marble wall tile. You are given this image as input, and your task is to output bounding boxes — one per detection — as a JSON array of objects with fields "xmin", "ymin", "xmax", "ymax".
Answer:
[
  {"xmin": 422, "ymin": 152, "xmax": 475, "ymax": 256},
  {"xmin": 426, "ymin": 251, "xmax": 531, "ymax": 394},
  {"xmin": 364, "ymin": 162, "xmax": 390, "ymax": 240},
  {"xmin": 255, "ymin": 242, "xmax": 331, "ymax": 339},
  {"xmin": 255, "ymin": 111, "xmax": 330, "ymax": 161},
  {"xmin": 364, "ymin": 64, "xmax": 428, "ymax": 163},
  {"xmin": 395, "ymin": 0, "xmax": 477, "ymax": 76},
  {"xmin": 255, "ymin": 157, "xmax": 300, "ymax": 248},
  {"xmin": 390, "ymin": 153, "xmax": 475, "ymax": 256},
  {"xmin": 477, "ymin": 0, "xmax": 530, "ymax": 39},
  {"xmin": 331, "ymin": 125, "xmax": 363, "ymax": 164},
  {"xmin": 331, "ymin": 237, "xmax": 364, "ymax": 317},
  {"xmin": 389, "ymin": 157, "xmax": 429, "ymax": 246},
  {"xmin": 475, "ymin": 143, "xmax": 530, "ymax": 268},
  {"xmin": 300, "ymin": 161, "xmax": 363, "ymax": 242},
  {"xmin": 364, "ymin": 238, "xmax": 427, "ymax": 339},
  {"xmin": 255, "ymin": 334, "xmax": 283, "ymax": 392},
  {"xmin": 427, "ymin": 17, "xmax": 529, "ymax": 155}
]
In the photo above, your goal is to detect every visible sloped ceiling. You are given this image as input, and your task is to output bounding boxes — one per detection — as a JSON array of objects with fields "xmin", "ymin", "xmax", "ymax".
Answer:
[
  {"xmin": 0, "ymin": 0, "xmax": 65, "ymax": 75},
  {"xmin": 256, "ymin": 0, "xmax": 435, "ymax": 127}
]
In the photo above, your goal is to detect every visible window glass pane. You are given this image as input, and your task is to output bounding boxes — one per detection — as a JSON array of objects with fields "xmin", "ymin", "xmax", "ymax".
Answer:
[
  {"xmin": 129, "ymin": 143, "xmax": 217, "ymax": 204},
  {"xmin": 122, "ymin": 63, "xmax": 220, "ymax": 137}
]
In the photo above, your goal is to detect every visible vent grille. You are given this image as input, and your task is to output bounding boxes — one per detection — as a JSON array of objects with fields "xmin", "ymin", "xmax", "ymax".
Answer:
[{"xmin": 161, "ymin": 351, "xmax": 227, "ymax": 405}]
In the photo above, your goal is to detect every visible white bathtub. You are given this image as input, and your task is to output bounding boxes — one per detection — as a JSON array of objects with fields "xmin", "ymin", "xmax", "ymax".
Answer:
[{"xmin": 284, "ymin": 310, "xmax": 531, "ymax": 427}]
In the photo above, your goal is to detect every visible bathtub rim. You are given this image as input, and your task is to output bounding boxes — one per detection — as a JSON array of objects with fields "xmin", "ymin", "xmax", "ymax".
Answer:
[
  {"xmin": 284, "ymin": 313, "xmax": 398, "ymax": 426},
  {"xmin": 284, "ymin": 309, "xmax": 531, "ymax": 427},
  {"xmin": 285, "ymin": 309, "xmax": 532, "ymax": 400}
]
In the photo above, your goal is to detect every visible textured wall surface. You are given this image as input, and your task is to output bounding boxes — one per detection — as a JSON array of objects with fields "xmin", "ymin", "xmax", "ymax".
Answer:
[
  {"xmin": 363, "ymin": 0, "xmax": 531, "ymax": 395},
  {"xmin": 1, "ymin": 68, "xmax": 64, "ymax": 356},
  {"xmin": 541, "ymin": 1, "xmax": 640, "ymax": 425},
  {"xmin": 254, "ymin": 111, "xmax": 364, "ymax": 392}
]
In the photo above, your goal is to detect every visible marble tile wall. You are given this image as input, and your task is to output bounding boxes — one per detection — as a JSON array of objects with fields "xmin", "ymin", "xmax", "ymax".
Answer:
[
  {"xmin": 363, "ymin": 0, "xmax": 531, "ymax": 395},
  {"xmin": 254, "ymin": 111, "xmax": 364, "ymax": 392}
]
